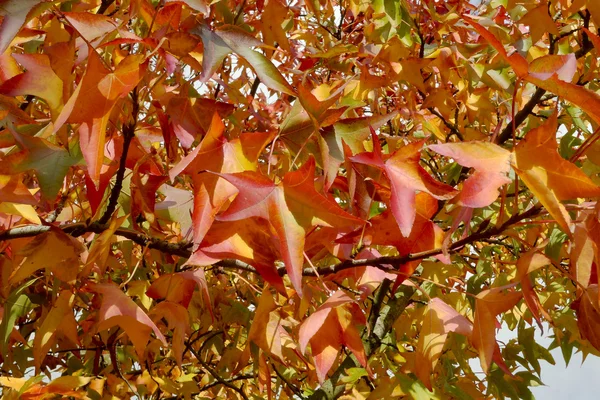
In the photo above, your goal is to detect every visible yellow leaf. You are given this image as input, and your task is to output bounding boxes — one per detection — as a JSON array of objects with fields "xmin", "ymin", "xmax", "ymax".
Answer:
[{"xmin": 10, "ymin": 229, "xmax": 83, "ymax": 284}]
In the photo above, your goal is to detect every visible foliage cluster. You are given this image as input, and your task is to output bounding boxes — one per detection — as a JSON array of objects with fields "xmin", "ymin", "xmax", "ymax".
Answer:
[{"xmin": 1, "ymin": 0, "xmax": 600, "ymax": 398}]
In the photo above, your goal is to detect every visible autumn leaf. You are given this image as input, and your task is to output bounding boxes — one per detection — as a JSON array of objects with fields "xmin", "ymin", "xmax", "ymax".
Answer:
[
  {"xmin": 146, "ymin": 267, "xmax": 212, "ymax": 317},
  {"xmin": 33, "ymin": 290, "xmax": 79, "ymax": 370},
  {"xmin": 472, "ymin": 287, "xmax": 522, "ymax": 373},
  {"xmin": 194, "ymin": 24, "xmax": 295, "ymax": 95},
  {"xmin": 62, "ymin": 11, "xmax": 119, "ymax": 43},
  {"xmin": 0, "ymin": 0, "xmax": 41, "ymax": 53},
  {"xmin": 10, "ymin": 228, "xmax": 83, "ymax": 284},
  {"xmin": 150, "ymin": 301, "xmax": 190, "ymax": 366},
  {"xmin": 298, "ymin": 291, "xmax": 368, "ymax": 383},
  {"xmin": 514, "ymin": 250, "xmax": 552, "ymax": 328},
  {"xmin": 248, "ymin": 288, "xmax": 290, "ymax": 362},
  {"xmin": 428, "ymin": 141, "xmax": 512, "ymax": 208},
  {"xmin": 216, "ymin": 157, "xmax": 362, "ymax": 295},
  {"xmin": 465, "ymin": 16, "xmax": 600, "ymax": 125},
  {"xmin": 352, "ymin": 131, "xmax": 456, "ymax": 236},
  {"xmin": 513, "ymin": 111, "xmax": 600, "ymax": 233},
  {"xmin": 0, "ymin": 127, "xmax": 81, "ymax": 200},
  {"xmin": 415, "ymin": 298, "xmax": 472, "ymax": 390},
  {"xmin": 189, "ymin": 218, "xmax": 285, "ymax": 293},
  {"xmin": 89, "ymin": 282, "xmax": 167, "ymax": 359},
  {"xmin": 170, "ymin": 113, "xmax": 274, "ymax": 246},
  {"xmin": 59, "ymin": 51, "xmax": 146, "ymax": 184},
  {"xmin": 0, "ymin": 54, "xmax": 64, "ymax": 116},
  {"xmin": 0, "ymin": 174, "xmax": 37, "ymax": 205},
  {"xmin": 573, "ymin": 284, "xmax": 600, "ymax": 352}
]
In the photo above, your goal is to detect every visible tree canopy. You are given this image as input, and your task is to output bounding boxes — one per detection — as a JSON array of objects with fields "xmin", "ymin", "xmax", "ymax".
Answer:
[{"xmin": 1, "ymin": 0, "xmax": 600, "ymax": 398}]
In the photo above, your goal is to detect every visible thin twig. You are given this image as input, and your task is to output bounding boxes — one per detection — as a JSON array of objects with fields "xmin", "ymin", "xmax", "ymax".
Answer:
[{"xmin": 189, "ymin": 347, "xmax": 249, "ymax": 400}]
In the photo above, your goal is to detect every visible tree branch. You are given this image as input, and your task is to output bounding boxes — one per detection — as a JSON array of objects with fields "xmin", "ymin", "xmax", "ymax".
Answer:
[
  {"xmin": 98, "ymin": 88, "xmax": 139, "ymax": 226},
  {"xmin": 97, "ymin": 0, "xmax": 116, "ymax": 15},
  {"xmin": 496, "ymin": 15, "xmax": 594, "ymax": 145},
  {"xmin": 189, "ymin": 346, "xmax": 250, "ymax": 400},
  {"xmin": 0, "ymin": 204, "xmax": 543, "ymax": 279}
]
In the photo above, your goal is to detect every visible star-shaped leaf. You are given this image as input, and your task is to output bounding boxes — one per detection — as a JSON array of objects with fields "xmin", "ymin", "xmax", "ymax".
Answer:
[
  {"xmin": 170, "ymin": 113, "xmax": 274, "ymax": 245},
  {"xmin": 216, "ymin": 157, "xmax": 362, "ymax": 295},
  {"xmin": 0, "ymin": 129, "xmax": 80, "ymax": 200},
  {"xmin": 513, "ymin": 111, "xmax": 600, "ymax": 233},
  {"xmin": 298, "ymin": 291, "xmax": 368, "ymax": 383},
  {"xmin": 353, "ymin": 131, "xmax": 456, "ymax": 236}
]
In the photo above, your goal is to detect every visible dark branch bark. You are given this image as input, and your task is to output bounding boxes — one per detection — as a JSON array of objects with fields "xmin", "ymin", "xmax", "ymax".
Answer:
[
  {"xmin": 0, "ymin": 204, "xmax": 543, "ymax": 278},
  {"xmin": 97, "ymin": 0, "xmax": 116, "ymax": 15},
  {"xmin": 98, "ymin": 88, "xmax": 139, "ymax": 226},
  {"xmin": 496, "ymin": 14, "xmax": 594, "ymax": 145}
]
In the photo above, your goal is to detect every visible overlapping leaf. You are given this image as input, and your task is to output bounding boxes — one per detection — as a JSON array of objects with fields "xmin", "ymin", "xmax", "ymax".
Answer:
[
  {"xmin": 298, "ymin": 291, "xmax": 368, "ymax": 383},
  {"xmin": 216, "ymin": 157, "xmax": 362, "ymax": 295}
]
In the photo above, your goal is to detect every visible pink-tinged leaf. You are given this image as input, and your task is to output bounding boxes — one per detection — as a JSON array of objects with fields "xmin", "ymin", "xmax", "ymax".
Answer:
[
  {"xmin": 298, "ymin": 291, "xmax": 346, "ymax": 353},
  {"xmin": 0, "ymin": 54, "xmax": 63, "ymax": 116},
  {"xmin": 472, "ymin": 287, "xmax": 522, "ymax": 373},
  {"xmin": 90, "ymin": 283, "xmax": 167, "ymax": 358},
  {"xmin": 528, "ymin": 54, "xmax": 577, "ymax": 82},
  {"xmin": 190, "ymin": 218, "xmax": 286, "ymax": 293},
  {"xmin": 217, "ymin": 158, "xmax": 361, "ymax": 295},
  {"xmin": 515, "ymin": 250, "xmax": 552, "ymax": 328},
  {"xmin": 165, "ymin": 97, "xmax": 204, "ymax": 149},
  {"xmin": 0, "ymin": 0, "xmax": 41, "ymax": 54},
  {"xmin": 429, "ymin": 141, "xmax": 512, "ymax": 208},
  {"xmin": 63, "ymin": 12, "xmax": 119, "ymax": 43},
  {"xmin": 150, "ymin": 302, "xmax": 190, "ymax": 366},
  {"xmin": 384, "ymin": 141, "xmax": 457, "ymax": 236},
  {"xmin": 353, "ymin": 138, "xmax": 456, "ymax": 236},
  {"xmin": 170, "ymin": 114, "xmax": 273, "ymax": 245},
  {"xmin": 416, "ymin": 298, "xmax": 472, "ymax": 389},
  {"xmin": 298, "ymin": 291, "xmax": 368, "ymax": 383}
]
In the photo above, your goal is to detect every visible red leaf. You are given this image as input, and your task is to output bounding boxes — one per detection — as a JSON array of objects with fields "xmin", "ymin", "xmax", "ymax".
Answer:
[{"xmin": 217, "ymin": 157, "xmax": 362, "ymax": 295}]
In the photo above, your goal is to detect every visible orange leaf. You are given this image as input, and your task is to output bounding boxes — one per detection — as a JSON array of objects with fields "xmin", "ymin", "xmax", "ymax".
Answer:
[
  {"xmin": 0, "ymin": 54, "xmax": 63, "ymax": 116},
  {"xmin": 10, "ymin": 229, "xmax": 83, "ymax": 285},
  {"xmin": 515, "ymin": 250, "xmax": 552, "ymax": 328},
  {"xmin": 298, "ymin": 291, "xmax": 368, "ymax": 383},
  {"xmin": 33, "ymin": 290, "xmax": 79, "ymax": 370},
  {"xmin": 0, "ymin": 0, "xmax": 41, "ymax": 53},
  {"xmin": 513, "ymin": 111, "xmax": 600, "ymax": 233},
  {"xmin": 573, "ymin": 284, "xmax": 600, "ymax": 352},
  {"xmin": 90, "ymin": 282, "xmax": 167, "ymax": 359},
  {"xmin": 216, "ymin": 157, "xmax": 361, "ymax": 295},
  {"xmin": 150, "ymin": 301, "xmax": 190, "ymax": 366},
  {"xmin": 472, "ymin": 287, "xmax": 522, "ymax": 373}
]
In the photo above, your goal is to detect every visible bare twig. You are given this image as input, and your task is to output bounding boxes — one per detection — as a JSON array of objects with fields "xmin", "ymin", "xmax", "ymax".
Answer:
[{"xmin": 189, "ymin": 347, "xmax": 249, "ymax": 400}]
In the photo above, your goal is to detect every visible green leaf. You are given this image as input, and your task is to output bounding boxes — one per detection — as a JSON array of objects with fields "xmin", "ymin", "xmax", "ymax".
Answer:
[{"xmin": 0, "ymin": 278, "xmax": 38, "ymax": 360}]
